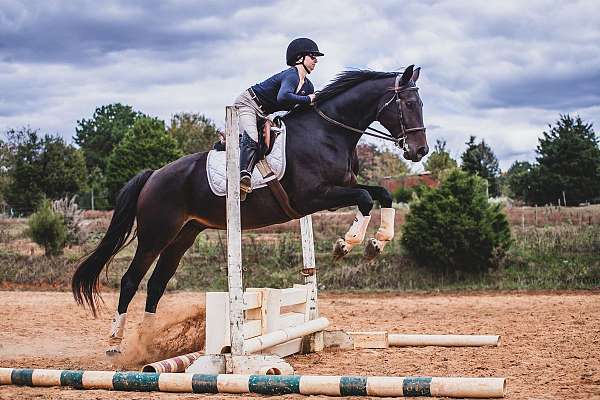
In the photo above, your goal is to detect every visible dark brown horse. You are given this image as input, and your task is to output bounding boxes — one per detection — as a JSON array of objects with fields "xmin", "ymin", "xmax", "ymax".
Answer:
[{"xmin": 72, "ymin": 65, "xmax": 427, "ymax": 354}]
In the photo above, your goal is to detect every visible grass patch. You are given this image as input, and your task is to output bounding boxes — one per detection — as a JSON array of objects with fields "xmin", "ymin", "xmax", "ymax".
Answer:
[{"xmin": 1, "ymin": 217, "xmax": 599, "ymax": 291}]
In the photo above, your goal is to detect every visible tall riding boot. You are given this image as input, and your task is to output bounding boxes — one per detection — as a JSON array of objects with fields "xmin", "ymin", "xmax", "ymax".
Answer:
[{"xmin": 239, "ymin": 132, "xmax": 259, "ymax": 202}]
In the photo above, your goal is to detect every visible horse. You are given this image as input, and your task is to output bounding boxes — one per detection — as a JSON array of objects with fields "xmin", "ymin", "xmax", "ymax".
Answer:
[{"xmin": 72, "ymin": 65, "xmax": 428, "ymax": 354}]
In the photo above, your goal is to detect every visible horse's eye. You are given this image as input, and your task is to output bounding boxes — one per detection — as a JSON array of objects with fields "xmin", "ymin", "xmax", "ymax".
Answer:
[{"xmin": 406, "ymin": 101, "xmax": 415, "ymax": 109}]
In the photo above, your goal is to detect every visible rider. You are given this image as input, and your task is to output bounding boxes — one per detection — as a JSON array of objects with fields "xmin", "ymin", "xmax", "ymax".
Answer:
[{"xmin": 233, "ymin": 37, "xmax": 323, "ymax": 201}]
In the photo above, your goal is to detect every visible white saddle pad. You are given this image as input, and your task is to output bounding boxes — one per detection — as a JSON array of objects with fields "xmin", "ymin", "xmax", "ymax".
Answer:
[{"xmin": 206, "ymin": 122, "xmax": 287, "ymax": 197}]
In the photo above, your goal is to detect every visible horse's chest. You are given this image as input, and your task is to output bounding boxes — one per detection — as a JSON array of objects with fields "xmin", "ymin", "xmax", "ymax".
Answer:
[{"xmin": 320, "ymin": 147, "xmax": 355, "ymax": 185}]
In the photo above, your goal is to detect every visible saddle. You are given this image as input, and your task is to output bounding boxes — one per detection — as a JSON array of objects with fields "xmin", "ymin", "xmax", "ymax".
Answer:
[
  {"xmin": 213, "ymin": 116, "xmax": 282, "ymax": 158},
  {"xmin": 209, "ymin": 116, "xmax": 301, "ymax": 220}
]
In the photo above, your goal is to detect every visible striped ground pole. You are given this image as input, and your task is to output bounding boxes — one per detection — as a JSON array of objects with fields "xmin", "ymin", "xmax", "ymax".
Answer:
[
  {"xmin": 141, "ymin": 351, "xmax": 202, "ymax": 373},
  {"xmin": 0, "ymin": 368, "xmax": 506, "ymax": 397}
]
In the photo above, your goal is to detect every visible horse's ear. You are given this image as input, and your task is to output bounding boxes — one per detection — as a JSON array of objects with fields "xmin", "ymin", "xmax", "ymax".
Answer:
[
  {"xmin": 412, "ymin": 67, "xmax": 420, "ymax": 83},
  {"xmin": 400, "ymin": 65, "xmax": 414, "ymax": 85}
]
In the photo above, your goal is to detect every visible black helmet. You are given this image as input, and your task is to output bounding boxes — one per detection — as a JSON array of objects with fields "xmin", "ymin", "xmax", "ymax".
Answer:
[{"xmin": 286, "ymin": 38, "xmax": 324, "ymax": 66}]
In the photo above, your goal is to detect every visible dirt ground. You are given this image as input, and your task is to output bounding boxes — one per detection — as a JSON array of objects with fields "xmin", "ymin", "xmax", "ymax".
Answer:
[{"xmin": 0, "ymin": 290, "xmax": 599, "ymax": 399}]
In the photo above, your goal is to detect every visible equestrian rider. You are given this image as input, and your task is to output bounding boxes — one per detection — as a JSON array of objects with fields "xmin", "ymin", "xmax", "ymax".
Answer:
[{"xmin": 233, "ymin": 37, "xmax": 323, "ymax": 201}]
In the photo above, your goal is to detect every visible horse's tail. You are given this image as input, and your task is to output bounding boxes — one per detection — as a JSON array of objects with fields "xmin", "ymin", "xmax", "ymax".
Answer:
[{"xmin": 72, "ymin": 169, "xmax": 154, "ymax": 317}]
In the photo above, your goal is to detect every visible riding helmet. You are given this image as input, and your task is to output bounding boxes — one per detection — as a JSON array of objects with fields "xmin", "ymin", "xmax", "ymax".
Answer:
[{"xmin": 286, "ymin": 38, "xmax": 324, "ymax": 66}]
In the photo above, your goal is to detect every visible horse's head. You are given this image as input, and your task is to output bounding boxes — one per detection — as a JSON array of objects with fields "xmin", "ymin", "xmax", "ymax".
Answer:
[{"xmin": 375, "ymin": 65, "xmax": 428, "ymax": 162}]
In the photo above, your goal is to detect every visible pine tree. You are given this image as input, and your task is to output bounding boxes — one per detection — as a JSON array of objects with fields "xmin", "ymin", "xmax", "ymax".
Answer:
[
  {"xmin": 423, "ymin": 139, "xmax": 458, "ymax": 180},
  {"xmin": 534, "ymin": 115, "xmax": 600, "ymax": 205},
  {"xmin": 401, "ymin": 169, "xmax": 511, "ymax": 274},
  {"xmin": 105, "ymin": 116, "xmax": 183, "ymax": 204},
  {"xmin": 505, "ymin": 161, "xmax": 535, "ymax": 202},
  {"xmin": 460, "ymin": 136, "xmax": 501, "ymax": 197}
]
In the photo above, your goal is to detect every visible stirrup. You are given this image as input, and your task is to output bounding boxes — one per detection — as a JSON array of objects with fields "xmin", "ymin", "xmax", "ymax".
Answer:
[{"xmin": 240, "ymin": 172, "xmax": 252, "ymax": 201}]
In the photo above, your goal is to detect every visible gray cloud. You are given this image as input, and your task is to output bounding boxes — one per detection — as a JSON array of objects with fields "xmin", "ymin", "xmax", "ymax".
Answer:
[
  {"xmin": 0, "ymin": 0, "xmax": 268, "ymax": 64},
  {"xmin": 0, "ymin": 0, "xmax": 599, "ymax": 171},
  {"xmin": 480, "ymin": 69, "xmax": 600, "ymax": 109}
]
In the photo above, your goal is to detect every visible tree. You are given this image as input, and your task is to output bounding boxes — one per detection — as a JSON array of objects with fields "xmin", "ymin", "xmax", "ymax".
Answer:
[
  {"xmin": 74, "ymin": 103, "xmax": 142, "ymax": 173},
  {"xmin": 460, "ymin": 136, "xmax": 501, "ymax": 197},
  {"xmin": 167, "ymin": 112, "xmax": 220, "ymax": 154},
  {"xmin": 38, "ymin": 136, "xmax": 87, "ymax": 200},
  {"xmin": 4, "ymin": 128, "xmax": 44, "ymax": 213},
  {"xmin": 105, "ymin": 116, "xmax": 183, "ymax": 204},
  {"xmin": 355, "ymin": 143, "xmax": 409, "ymax": 184},
  {"xmin": 423, "ymin": 139, "xmax": 458, "ymax": 180},
  {"xmin": 4, "ymin": 128, "xmax": 88, "ymax": 213},
  {"xmin": 505, "ymin": 161, "xmax": 535, "ymax": 202},
  {"xmin": 401, "ymin": 169, "xmax": 511, "ymax": 275},
  {"xmin": 534, "ymin": 115, "xmax": 600, "ymax": 205}
]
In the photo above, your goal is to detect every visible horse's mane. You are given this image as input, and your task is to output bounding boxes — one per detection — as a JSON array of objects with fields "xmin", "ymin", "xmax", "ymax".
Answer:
[
  {"xmin": 316, "ymin": 70, "xmax": 398, "ymax": 103},
  {"xmin": 284, "ymin": 69, "xmax": 397, "ymax": 118}
]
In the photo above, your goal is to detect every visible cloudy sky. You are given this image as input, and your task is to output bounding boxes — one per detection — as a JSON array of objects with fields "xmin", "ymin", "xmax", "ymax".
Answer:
[{"xmin": 1, "ymin": 0, "xmax": 599, "ymax": 170}]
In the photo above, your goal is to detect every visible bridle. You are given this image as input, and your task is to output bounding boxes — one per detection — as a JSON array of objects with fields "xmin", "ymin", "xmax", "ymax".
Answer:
[{"xmin": 313, "ymin": 74, "xmax": 426, "ymax": 151}]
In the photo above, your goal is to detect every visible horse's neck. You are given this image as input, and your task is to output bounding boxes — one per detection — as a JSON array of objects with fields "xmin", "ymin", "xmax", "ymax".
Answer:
[{"xmin": 319, "ymin": 79, "xmax": 389, "ymax": 149}]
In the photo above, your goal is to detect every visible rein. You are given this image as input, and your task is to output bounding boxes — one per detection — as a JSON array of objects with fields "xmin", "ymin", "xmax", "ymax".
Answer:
[
  {"xmin": 313, "ymin": 107, "xmax": 399, "ymax": 143},
  {"xmin": 313, "ymin": 74, "xmax": 425, "ymax": 150}
]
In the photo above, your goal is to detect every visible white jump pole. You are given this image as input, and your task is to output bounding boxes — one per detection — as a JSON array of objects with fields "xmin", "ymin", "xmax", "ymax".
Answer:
[
  {"xmin": 225, "ymin": 105, "xmax": 245, "ymax": 356},
  {"xmin": 389, "ymin": 334, "xmax": 501, "ymax": 347},
  {"xmin": 245, "ymin": 317, "xmax": 330, "ymax": 354}
]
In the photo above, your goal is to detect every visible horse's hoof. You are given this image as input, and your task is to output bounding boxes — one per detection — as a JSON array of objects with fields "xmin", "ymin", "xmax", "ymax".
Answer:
[
  {"xmin": 106, "ymin": 348, "xmax": 122, "ymax": 357},
  {"xmin": 332, "ymin": 238, "xmax": 349, "ymax": 261},
  {"xmin": 364, "ymin": 238, "xmax": 381, "ymax": 260}
]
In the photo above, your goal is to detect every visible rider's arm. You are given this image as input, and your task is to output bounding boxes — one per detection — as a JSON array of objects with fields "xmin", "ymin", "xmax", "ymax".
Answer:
[{"xmin": 277, "ymin": 72, "xmax": 312, "ymax": 106}]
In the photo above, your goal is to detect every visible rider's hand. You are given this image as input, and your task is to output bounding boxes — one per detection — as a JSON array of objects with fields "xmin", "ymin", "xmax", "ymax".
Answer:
[{"xmin": 308, "ymin": 94, "xmax": 316, "ymax": 105}]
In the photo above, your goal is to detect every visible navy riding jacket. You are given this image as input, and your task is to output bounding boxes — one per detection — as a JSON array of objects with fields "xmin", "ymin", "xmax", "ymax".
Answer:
[{"xmin": 250, "ymin": 67, "xmax": 314, "ymax": 114}]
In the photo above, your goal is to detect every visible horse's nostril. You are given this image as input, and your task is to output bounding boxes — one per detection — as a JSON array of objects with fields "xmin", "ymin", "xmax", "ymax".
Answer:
[{"xmin": 417, "ymin": 146, "xmax": 428, "ymax": 157}]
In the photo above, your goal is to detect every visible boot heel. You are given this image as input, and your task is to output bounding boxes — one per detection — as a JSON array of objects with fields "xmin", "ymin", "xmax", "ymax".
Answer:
[{"xmin": 240, "ymin": 174, "xmax": 252, "ymax": 202}]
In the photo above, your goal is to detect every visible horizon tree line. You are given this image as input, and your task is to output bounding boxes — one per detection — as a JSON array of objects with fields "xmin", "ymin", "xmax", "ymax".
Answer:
[{"xmin": 1, "ymin": 104, "xmax": 598, "ymax": 214}]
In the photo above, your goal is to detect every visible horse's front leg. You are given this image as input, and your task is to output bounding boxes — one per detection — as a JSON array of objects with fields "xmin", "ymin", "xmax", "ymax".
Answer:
[
  {"xmin": 310, "ymin": 186, "xmax": 375, "ymax": 260},
  {"xmin": 354, "ymin": 185, "xmax": 396, "ymax": 260}
]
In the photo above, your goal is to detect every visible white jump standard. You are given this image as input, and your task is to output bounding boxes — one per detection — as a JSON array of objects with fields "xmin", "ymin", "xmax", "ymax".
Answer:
[{"xmin": 187, "ymin": 106, "xmax": 325, "ymax": 375}]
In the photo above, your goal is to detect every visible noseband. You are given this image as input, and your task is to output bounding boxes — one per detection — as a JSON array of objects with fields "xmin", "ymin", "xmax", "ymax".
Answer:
[{"xmin": 314, "ymin": 73, "xmax": 426, "ymax": 151}]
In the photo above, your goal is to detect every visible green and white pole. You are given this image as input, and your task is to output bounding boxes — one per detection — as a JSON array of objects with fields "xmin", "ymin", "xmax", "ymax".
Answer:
[{"xmin": 1, "ymin": 368, "xmax": 506, "ymax": 398}]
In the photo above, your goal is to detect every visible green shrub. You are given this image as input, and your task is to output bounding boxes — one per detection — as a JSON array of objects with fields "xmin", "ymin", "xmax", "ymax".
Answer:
[
  {"xmin": 27, "ymin": 199, "xmax": 67, "ymax": 256},
  {"xmin": 401, "ymin": 169, "xmax": 511, "ymax": 274},
  {"xmin": 393, "ymin": 187, "xmax": 413, "ymax": 203}
]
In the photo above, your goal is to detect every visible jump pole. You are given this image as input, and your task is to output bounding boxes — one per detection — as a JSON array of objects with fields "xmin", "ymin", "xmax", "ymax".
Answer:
[
  {"xmin": 338, "ymin": 332, "xmax": 501, "ymax": 349},
  {"xmin": 0, "ymin": 368, "xmax": 506, "ymax": 398},
  {"xmin": 389, "ymin": 334, "xmax": 501, "ymax": 347}
]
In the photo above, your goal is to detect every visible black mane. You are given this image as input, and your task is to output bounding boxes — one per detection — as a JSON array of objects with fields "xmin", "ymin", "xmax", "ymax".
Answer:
[
  {"xmin": 315, "ymin": 70, "xmax": 398, "ymax": 103},
  {"xmin": 284, "ymin": 69, "xmax": 398, "ymax": 119}
]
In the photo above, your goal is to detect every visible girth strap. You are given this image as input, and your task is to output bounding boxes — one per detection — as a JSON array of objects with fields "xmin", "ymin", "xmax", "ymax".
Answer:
[{"xmin": 256, "ymin": 160, "xmax": 302, "ymax": 220}]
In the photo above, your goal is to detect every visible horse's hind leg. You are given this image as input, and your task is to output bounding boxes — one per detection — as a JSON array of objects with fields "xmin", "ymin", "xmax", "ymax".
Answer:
[
  {"xmin": 107, "ymin": 245, "xmax": 161, "ymax": 355},
  {"xmin": 145, "ymin": 222, "xmax": 205, "ymax": 310},
  {"xmin": 107, "ymin": 216, "xmax": 186, "ymax": 356},
  {"xmin": 134, "ymin": 221, "xmax": 205, "ymax": 346},
  {"xmin": 135, "ymin": 221, "xmax": 205, "ymax": 345}
]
